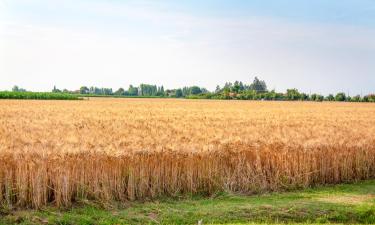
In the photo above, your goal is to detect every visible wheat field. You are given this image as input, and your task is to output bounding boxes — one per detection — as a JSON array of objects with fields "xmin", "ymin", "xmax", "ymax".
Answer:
[{"xmin": 0, "ymin": 98, "xmax": 375, "ymax": 208}]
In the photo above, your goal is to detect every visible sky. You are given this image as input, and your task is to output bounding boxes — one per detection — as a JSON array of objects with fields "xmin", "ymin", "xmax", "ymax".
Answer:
[{"xmin": 0, "ymin": 0, "xmax": 374, "ymax": 95}]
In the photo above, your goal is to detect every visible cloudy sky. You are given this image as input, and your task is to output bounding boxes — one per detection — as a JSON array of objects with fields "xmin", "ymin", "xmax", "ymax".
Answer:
[{"xmin": 1, "ymin": 0, "xmax": 374, "ymax": 95}]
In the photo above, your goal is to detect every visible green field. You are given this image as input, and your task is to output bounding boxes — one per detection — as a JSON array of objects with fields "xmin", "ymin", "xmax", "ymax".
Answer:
[
  {"xmin": 1, "ymin": 180, "xmax": 374, "ymax": 225},
  {"xmin": 0, "ymin": 92, "xmax": 81, "ymax": 100}
]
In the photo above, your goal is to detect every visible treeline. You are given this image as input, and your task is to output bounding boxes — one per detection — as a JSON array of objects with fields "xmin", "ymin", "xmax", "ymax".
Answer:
[
  {"xmin": 191, "ymin": 88, "xmax": 375, "ymax": 102},
  {"xmin": 52, "ymin": 84, "xmax": 209, "ymax": 98},
  {"xmin": 6, "ymin": 78, "xmax": 375, "ymax": 102},
  {"xmin": 188, "ymin": 77, "xmax": 375, "ymax": 102}
]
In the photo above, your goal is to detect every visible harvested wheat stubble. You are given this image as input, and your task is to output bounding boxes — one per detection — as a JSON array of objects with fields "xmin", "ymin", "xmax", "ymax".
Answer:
[{"xmin": 0, "ymin": 98, "xmax": 375, "ymax": 208}]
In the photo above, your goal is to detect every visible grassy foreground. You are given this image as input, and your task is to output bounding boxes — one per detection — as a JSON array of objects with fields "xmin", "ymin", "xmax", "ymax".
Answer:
[{"xmin": 1, "ymin": 180, "xmax": 374, "ymax": 225}]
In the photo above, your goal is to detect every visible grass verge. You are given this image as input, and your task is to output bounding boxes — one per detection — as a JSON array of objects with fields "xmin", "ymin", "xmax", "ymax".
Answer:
[{"xmin": 1, "ymin": 180, "xmax": 374, "ymax": 225}]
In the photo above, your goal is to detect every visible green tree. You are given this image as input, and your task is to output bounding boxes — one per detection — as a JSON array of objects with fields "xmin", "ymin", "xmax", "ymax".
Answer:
[
  {"xmin": 310, "ymin": 93, "xmax": 319, "ymax": 101},
  {"xmin": 52, "ymin": 86, "xmax": 61, "ymax": 93},
  {"xmin": 351, "ymin": 95, "xmax": 361, "ymax": 102},
  {"xmin": 215, "ymin": 85, "xmax": 221, "ymax": 93},
  {"xmin": 12, "ymin": 85, "xmax": 26, "ymax": 92},
  {"xmin": 368, "ymin": 94, "xmax": 375, "ymax": 102},
  {"xmin": 12, "ymin": 85, "xmax": 19, "ymax": 92},
  {"xmin": 232, "ymin": 81, "xmax": 241, "ymax": 93},
  {"xmin": 190, "ymin": 86, "xmax": 202, "ymax": 95},
  {"xmin": 250, "ymin": 77, "xmax": 267, "ymax": 92},
  {"xmin": 326, "ymin": 94, "xmax": 335, "ymax": 101},
  {"xmin": 101, "ymin": 88, "xmax": 113, "ymax": 95},
  {"xmin": 80, "ymin": 86, "xmax": 89, "ymax": 94},
  {"xmin": 156, "ymin": 86, "xmax": 165, "ymax": 96},
  {"xmin": 315, "ymin": 95, "xmax": 324, "ymax": 102},
  {"xmin": 128, "ymin": 85, "xmax": 138, "ymax": 96},
  {"xmin": 175, "ymin": 89, "xmax": 183, "ymax": 98},
  {"xmin": 335, "ymin": 92, "xmax": 346, "ymax": 101},
  {"xmin": 115, "ymin": 88, "xmax": 125, "ymax": 95},
  {"xmin": 286, "ymin": 89, "xmax": 300, "ymax": 100},
  {"xmin": 223, "ymin": 88, "xmax": 230, "ymax": 99},
  {"xmin": 300, "ymin": 93, "xmax": 309, "ymax": 101}
]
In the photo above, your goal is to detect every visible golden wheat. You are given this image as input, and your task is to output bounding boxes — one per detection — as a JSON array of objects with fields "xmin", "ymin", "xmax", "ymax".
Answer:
[{"xmin": 0, "ymin": 98, "xmax": 374, "ymax": 208}]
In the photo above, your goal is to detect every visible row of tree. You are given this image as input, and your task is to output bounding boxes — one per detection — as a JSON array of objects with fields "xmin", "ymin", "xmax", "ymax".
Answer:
[
  {"xmin": 11, "ymin": 77, "xmax": 375, "ymax": 102},
  {"xmin": 12, "ymin": 85, "xmax": 27, "ymax": 92},
  {"xmin": 188, "ymin": 77, "xmax": 375, "ymax": 102},
  {"xmin": 215, "ymin": 77, "xmax": 268, "ymax": 94},
  {"xmin": 56, "ymin": 84, "xmax": 209, "ymax": 98},
  {"xmin": 194, "ymin": 88, "xmax": 375, "ymax": 102}
]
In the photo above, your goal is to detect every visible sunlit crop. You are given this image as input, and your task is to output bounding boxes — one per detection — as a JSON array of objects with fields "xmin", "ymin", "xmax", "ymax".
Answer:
[{"xmin": 0, "ymin": 98, "xmax": 374, "ymax": 208}]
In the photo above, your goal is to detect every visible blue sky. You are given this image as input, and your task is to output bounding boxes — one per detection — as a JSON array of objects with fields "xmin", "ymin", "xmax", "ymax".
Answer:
[{"xmin": 1, "ymin": 0, "xmax": 374, "ymax": 95}]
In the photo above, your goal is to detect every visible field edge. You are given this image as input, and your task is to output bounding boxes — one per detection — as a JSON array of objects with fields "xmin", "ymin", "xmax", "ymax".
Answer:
[{"xmin": 1, "ymin": 179, "xmax": 374, "ymax": 225}]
